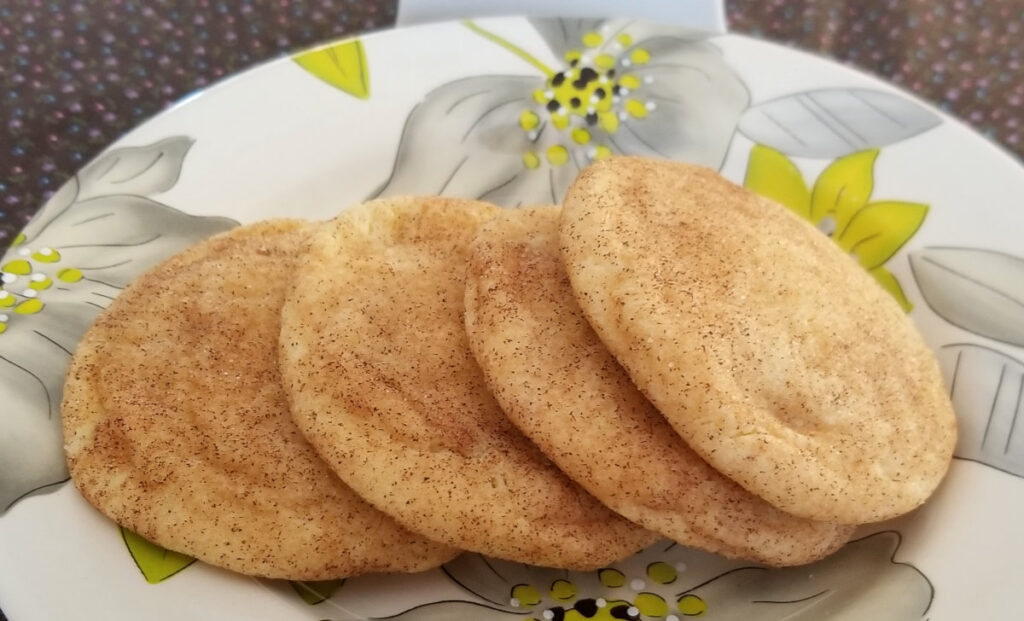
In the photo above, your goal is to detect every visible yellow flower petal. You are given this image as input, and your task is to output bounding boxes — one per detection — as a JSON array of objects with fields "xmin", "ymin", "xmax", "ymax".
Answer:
[
  {"xmin": 646, "ymin": 561, "xmax": 677, "ymax": 584},
  {"xmin": 598, "ymin": 111, "xmax": 619, "ymax": 133},
  {"xmin": 743, "ymin": 145, "xmax": 811, "ymax": 219},
  {"xmin": 57, "ymin": 268, "xmax": 83, "ymax": 283},
  {"xmin": 32, "ymin": 248, "xmax": 61, "ymax": 263},
  {"xmin": 634, "ymin": 593, "xmax": 668, "ymax": 617},
  {"xmin": 519, "ymin": 110, "xmax": 540, "ymax": 131},
  {"xmin": 552, "ymin": 114, "xmax": 570, "ymax": 130},
  {"xmin": 582, "ymin": 31, "xmax": 603, "ymax": 48},
  {"xmin": 0, "ymin": 322, "xmax": 6, "ymax": 334},
  {"xmin": 533, "ymin": 89, "xmax": 548, "ymax": 103},
  {"xmin": 571, "ymin": 128, "xmax": 591, "ymax": 144},
  {"xmin": 599, "ymin": 568, "xmax": 626, "ymax": 588},
  {"xmin": 630, "ymin": 48, "xmax": 651, "ymax": 64},
  {"xmin": 811, "ymin": 149, "xmax": 878, "ymax": 233},
  {"xmin": 14, "ymin": 299, "xmax": 43, "ymax": 315},
  {"xmin": 619, "ymin": 74, "xmax": 641, "ymax": 89},
  {"xmin": 511, "ymin": 584, "xmax": 542, "ymax": 606},
  {"xmin": 292, "ymin": 39, "xmax": 370, "ymax": 99},
  {"xmin": 546, "ymin": 145, "xmax": 569, "ymax": 166},
  {"xmin": 0, "ymin": 292, "xmax": 13, "ymax": 308},
  {"xmin": 626, "ymin": 99, "xmax": 648, "ymax": 118},
  {"xmin": 523, "ymin": 151, "xmax": 541, "ymax": 169},
  {"xmin": 550, "ymin": 579, "xmax": 577, "ymax": 600},
  {"xmin": 838, "ymin": 200, "xmax": 928, "ymax": 269},
  {"xmin": 617, "ymin": 33, "xmax": 634, "ymax": 46},
  {"xmin": 870, "ymin": 266, "xmax": 913, "ymax": 312},
  {"xmin": 594, "ymin": 145, "xmax": 612, "ymax": 160},
  {"xmin": 28, "ymin": 276, "xmax": 52, "ymax": 291},
  {"xmin": 677, "ymin": 594, "xmax": 707, "ymax": 616},
  {"xmin": 595, "ymin": 53, "xmax": 616, "ymax": 69},
  {"xmin": 2, "ymin": 260, "xmax": 32, "ymax": 275}
]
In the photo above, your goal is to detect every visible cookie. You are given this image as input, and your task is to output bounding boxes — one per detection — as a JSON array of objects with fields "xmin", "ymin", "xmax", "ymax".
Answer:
[
  {"xmin": 560, "ymin": 157, "xmax": 957, "ymax": 524},
  {"xmin": 464, "ymin": 206, "xmax": 852, "ymax": 565},
  {"xmin": 62, "ymin": 220, "xmax": 457, "ymax": 580},
  {"xmin": 279, "ymin": 197, "xmax": 656, "ymax": 569}
]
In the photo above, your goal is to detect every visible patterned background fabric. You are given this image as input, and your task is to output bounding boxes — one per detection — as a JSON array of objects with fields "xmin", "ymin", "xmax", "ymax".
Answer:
[{"xmin": 0, "ymin": 0, "xmax": 1021, "ymax": 250}]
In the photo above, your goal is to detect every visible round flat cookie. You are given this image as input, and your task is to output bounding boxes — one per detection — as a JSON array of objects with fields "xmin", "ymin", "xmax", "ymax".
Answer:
[
  {"xmin": 465, "ymin": 206, "xmax": 852, "ymax": 566},
  {"xmin": 62, "ymin": 220, "xmax": 457, "ymax": 580},
  {"xmin": 279, "ymin": 197, "xmax": 656, "ymax": 569},
  {"xmin": 560, "ymin": 157, "xmax": 957, "ymax": 525}
]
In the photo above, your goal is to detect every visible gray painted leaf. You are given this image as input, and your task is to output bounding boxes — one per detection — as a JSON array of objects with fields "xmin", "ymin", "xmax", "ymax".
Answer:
[
  {"xmin": 738, "ymin": 88, "xmax": 940, "ymax": 158},
  {"xmin": 682, "ymin": 532, "xmax": 931, "ymax": 620},
  {"xmin": 910, "ymin": 247, "xmax": 1024, "ymax": 346},
  {"xmin": 938, "ymin": 344, "xmax": 1024, "ymax": 477},
  {"xmin": 77, "ymin": 136, "xmax": 195, "ymax": 200}
]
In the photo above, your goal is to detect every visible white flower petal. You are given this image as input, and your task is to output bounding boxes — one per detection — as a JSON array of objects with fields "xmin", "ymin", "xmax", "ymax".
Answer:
[
  {"xmin": 605, "ymin": 37, "xmax": 748, "ymax": 168},
  {"xmin": 375, "ymin": 75, "xmax": 565, "ymax": 205}
]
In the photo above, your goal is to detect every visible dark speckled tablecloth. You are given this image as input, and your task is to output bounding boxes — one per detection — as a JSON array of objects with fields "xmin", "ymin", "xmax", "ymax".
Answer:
[{"xmin": 0, "ymin": 0, "xmax": 1021, "ymax": 251}]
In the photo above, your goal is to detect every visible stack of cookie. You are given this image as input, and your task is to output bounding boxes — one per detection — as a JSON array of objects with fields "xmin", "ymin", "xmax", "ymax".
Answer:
[{"xmin": 61, "ymin": 156, "xmax": 957, "ymax": 581}]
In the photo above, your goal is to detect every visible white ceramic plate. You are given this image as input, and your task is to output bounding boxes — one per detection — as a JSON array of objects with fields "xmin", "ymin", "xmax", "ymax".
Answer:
[{"xmin": 1, "ymin": 17, "xmax": 1022, "ymax": 620}]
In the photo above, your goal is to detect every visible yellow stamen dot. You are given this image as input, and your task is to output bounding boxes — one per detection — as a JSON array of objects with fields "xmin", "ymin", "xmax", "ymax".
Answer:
[
  {"xmin": 0, "ymin": 323, "xmax": 6, "ymax": 334},
  {"xmin": 582, "ymin": 31, "xmax": 603, "ymax": 48},
  {"xmin": 599, "ymin": 568, "xmax": 626, "ymax": 588},
  {"xmin": 15, "ymin": 299, "xmax": 43, "ymax": 315},
  {"xmin": 630, "ymin": 47, "xmax": 651, "ymax": 64},
  {"xmin": 647, "ymin": 562, "xmax": 678, "ymax": 584},
  {"xmin": 29, "ymin": 276, "xmax": 52, "ymax": 291},
  {"xmin": 626, "ymin": 99, "xmax": 649, "ymax": 118},
  {"xmin": 2, "ymin": 260, "xmax": 31, "ymax": 275},
  {"xmin": 520, "ymin": 110, "xmax": 540, "ymax": 131},
  {"xmin": 523, "ymin": 151, "xmax": 541, "ymax": 169},
  {"xmin": 57, "ymin": 268, "xmax": 83, "ymax": 283},
  {"xmin": 550, "ymin": 579, "xmax": 577, "ymax": 601},
  {"xmin": 32, "ymin": 248, "xmax": 61, "ymax": 263},
  {"xmin": 552, "ymin": 114, "xmax": 570, "ymax": 130},
  {"xmin": 12, "ymin": 233, "xmax": 26, "ymax": 247},
  {"xmin": 677, "ymin": 594, "xmax": 707, "ymax": 616},
  {"xmin": 620, "ymin": 74, "xmax": 641, "ymax": 89},
  {"xmin": 0, "ymin": 292, "xmax": 13, "ymax": 308},
  {"xmin": 533, "ymin": 89, "xmax": 548, "ymax": 104},
  {"xmin": 617, "ymin": 33, "xmax": 634, "ymax": 46},
  {"xmin": 546, "ymin": 145, "xmax": 569, "ymax": 166},
  {"xmin": 598, "ymin": 111, "xmax": 619, "ymax": 133},
  {"xmin": 511, "ymin": 584, "xmax": 542, "ymax": 607},
  {"xmin": 571, "ymin": 128, "xmax": 591, "ymax": 144},
  {"xmin": 595, "ymin": 145, "xmax": 612, "ymax": 160},
  {"xmin": 564, "ymin": 50, "xmax": 582, "ymax": 64},
  {"xmin": 595, "ymin": 53, "xmax": 616, "ymax": 69},
  {"xmin": 634, "ymin": 593, "xmax": 669, "ymax": 617}
]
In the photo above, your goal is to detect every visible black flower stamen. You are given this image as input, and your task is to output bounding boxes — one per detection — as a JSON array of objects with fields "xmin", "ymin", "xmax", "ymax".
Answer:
[
  {"xmin": 552, "ymin": 72, "xmax": 566, "ymax": 87},
  {"xmin": 546, "ymin": 100, "xmax": 561, "ymax": 112},
  {"xmin": 574, "ymin": 599, "xmax": 599, "ymax": 618},
  {"xmin": 585, "ymin": 112, "xmax": 598, "ymax": 125},
  {"xmin": 570, "ymin": 97, "xmax": 581, "ymax": 108},
  {"xmin": 579, "ymin": 67, "xmax": 599, "ymax": 82},
  {"xmin": 572, "ymin": 78, "xmax": 588, "ymax": 89},
  {"xmin": 594, "ymin": 87, "xmax": 606, "ymax": 99}
]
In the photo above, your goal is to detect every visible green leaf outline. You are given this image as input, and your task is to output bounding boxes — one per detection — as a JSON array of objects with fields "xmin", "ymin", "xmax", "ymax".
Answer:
[
  {"xmin": 290, "ymin": 579, "xmax": 346, "ymax": 605},
  {"xmin": 293, "ymin": 39, "xmax": 370, "ymax": 99},
  {"xmin": 121, "ymin": 527, "xmax": 196, "ymax": 584},
  {"xmin": 809, "ymin": 148, "xmax": 878, "ymax": 233},
  {"xmin": 840, "ymin": 200, "xmax": 929, "ymax": 269},
  {"xmin": 743, "ymin": 145, "xmax": 811, "ymax": 219}
]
